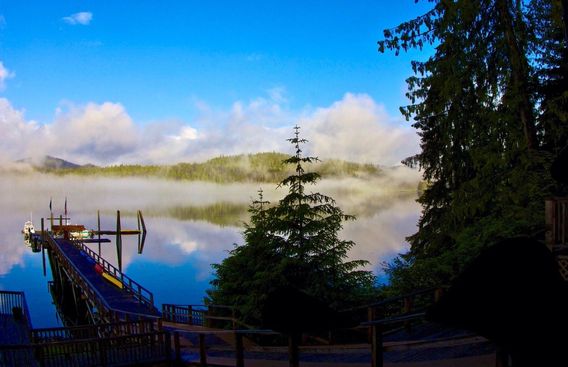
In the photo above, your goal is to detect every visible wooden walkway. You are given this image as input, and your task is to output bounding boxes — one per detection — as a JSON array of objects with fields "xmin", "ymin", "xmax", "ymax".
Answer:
[{"xmin": 45, "ymin": 233, "xmax": 160, "ymax": 321}]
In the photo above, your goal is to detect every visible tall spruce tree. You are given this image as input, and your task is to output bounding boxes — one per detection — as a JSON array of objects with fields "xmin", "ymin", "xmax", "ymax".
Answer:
[
  {"xmin": 379, "ymin": 0, "xmax": 568, "ymax": 292},
  {"xmin": 208, "ymin": 126, "xmax": 375, "ymax": 324},
  {"xmin": 271, "ymin": 126, "xmax": 375, "ymax": 308}
]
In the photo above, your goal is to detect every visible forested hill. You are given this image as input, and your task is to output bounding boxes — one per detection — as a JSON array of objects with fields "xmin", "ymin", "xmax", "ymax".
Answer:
[{"xmin": 33, "ymin": 152, "xmax": 382, "ymax": 183}]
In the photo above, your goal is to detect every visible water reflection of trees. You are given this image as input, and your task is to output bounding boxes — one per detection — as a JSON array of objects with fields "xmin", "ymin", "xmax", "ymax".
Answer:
[
  {"xmin": 1, "ymin": 174, "xmax": 420, "ymax": 282},
  {"xmin": 136, "ymin": 190, "xmax": 418, "ymax": 227},
  {"xmin": 162, "ymin": 203, "xmax": 248, "ymax": 227}
]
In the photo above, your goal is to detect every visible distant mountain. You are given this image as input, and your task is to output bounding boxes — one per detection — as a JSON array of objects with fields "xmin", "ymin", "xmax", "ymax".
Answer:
[{"xmin": 17, "ymin": 155, "xmax": 87, "ymax": 169}]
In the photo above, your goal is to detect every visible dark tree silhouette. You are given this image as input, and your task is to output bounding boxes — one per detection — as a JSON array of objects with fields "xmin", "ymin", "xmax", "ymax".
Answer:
[{"xmin": 208, "ymin": 126, "xmax": 375, "ymax": 325}]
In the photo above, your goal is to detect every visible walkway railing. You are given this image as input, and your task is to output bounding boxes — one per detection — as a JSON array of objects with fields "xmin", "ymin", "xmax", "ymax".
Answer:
[
  {"xmin": 72, "ymin": 239, "xmax": 154, "ymax": 307},
  {"xmin": 546, "ymin": 197, "xmax": 568, "ymax": 248},
  {"xmin": 339, "ymin": 287, "xmax": 444, "ymax": 337},
  {"xmin": 162, "ymin": 304, "xmax": 252, "ymax": 329},
  {"xmin": 546, "ymin": 197, "xmax": 568, "ymax": 280},
  {"xmin": 31, "ymin": 320, "xmax": 156, "ymax": 343},
  {"xmin": 0, "ymin": 290, "xmax": 33, "ymax": 330},
  {"xmin": 1, "ymin": 331, "xmax": 174, "ymax": 367},
  {"xmin": 162, "ymin": 304, "xmax": 208, "ymax": 326},
  {"xmin": 45, "ymin": 233, "xmax": 109, "ymax": 319},
  {"xmin": 44, "ymin": 233, "xmax": 157, "ymax": 320}
]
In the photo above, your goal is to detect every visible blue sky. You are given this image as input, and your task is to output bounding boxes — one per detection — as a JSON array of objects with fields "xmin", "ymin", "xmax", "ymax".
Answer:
[{"xmin": 0, "ymin": 1, "xmax": 432, "ymax": 165}]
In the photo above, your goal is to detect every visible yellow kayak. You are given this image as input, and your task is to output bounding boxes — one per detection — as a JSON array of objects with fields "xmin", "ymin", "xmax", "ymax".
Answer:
[{"xmin": 102, "ymin": 271, "xmax": 123, "ymax": 289}]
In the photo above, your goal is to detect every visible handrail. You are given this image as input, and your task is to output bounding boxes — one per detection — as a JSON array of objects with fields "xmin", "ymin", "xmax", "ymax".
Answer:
[
  {"xmin": 361, "ymin": 312, "xmax": 427, "ymax": 326},
  {"xmin": 343, "ymin": 287, "xmax": 444, "ymax": 312},
  {"xmin": 72, "ymin": 238, "xmax": 154, "ymax": 307},
  {"xmin": 184, "ymin": 304, "xmax": 235, "ymax": 309},
  {"xmin": 45, "ymin": 233, "xmax": 111, "ymax": 314},
  {"xmin": 0, "ymin": 290, "xmax": 33, "ymax": 329},
  {"xmin": 1, "ymin": 331, "xmax": 173, "ymax": 367},
  {"xmin": 162, "ymin": 304, "xmax": 253, "ymax": 330},
  {"xmin": 31, "ymin": 320, "xmax": 156, "ymax": 342}
]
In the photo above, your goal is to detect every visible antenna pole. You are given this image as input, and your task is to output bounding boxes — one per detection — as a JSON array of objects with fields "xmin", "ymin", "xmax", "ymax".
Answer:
[
  {"xmin": 97, "ymin": 210, "xmax": 101, "ymax": 256},
  {"xmin": 116, "ymin": 210, "xmax": 122, "ymax": 272}
]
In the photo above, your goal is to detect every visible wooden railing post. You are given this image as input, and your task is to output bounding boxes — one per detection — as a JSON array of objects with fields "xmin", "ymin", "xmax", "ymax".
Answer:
[
  {"xmin": 205, "ymin": 308, "xmax": 211, "ymax": 328},
  {"xmin": 165, "ymin": 332, "xmax": 172, "ymax": 361},
  {"xmin": 371, "ymin": 323, "xmax": 383, "ymax": 367},
  {"xmin": 403, "ymin": 296, "xmax": 413, "ymax": 332},
  {"xmin": 99, "ymin": 338, "xmax": 107, "ymax": 367},
  {"xmin": 199, "ymin": 333, "xmax": 207, "ymax": 366},
  {"xmin": 546, "ymin": 199, "xmax": 555, "ymax": 249},
  {"xmin": 166, "ymin": 304, "xmax": 171, "ymax": 322},
  {"xmin": 434, "ymin": 287, "xmax": 444, "ymax": 303},
  {"xmin": 174, "ymin": 331, "xmax": 181, "ymax": 363},
  {"xmin": 288, "ymin": 332, "xmax": 300, "ymax": 367},
  {"xmin": 188, "ymin": 305, "xmax": 193, "ymax": 325},
  {"xmin": 35, "ymin": 344, "xmax": 44, "ymax": 367},
  {"xmin": 235, "ymin": 332, "xmax": 245, "ymax": 367},
  {"xmin": 367, "ymin": 307, "xmax": 375, "ymax": 343},
  {"xmin": 403, "ymin": 296, "xmax": 412, "ymax": 314},
  {"xmin": 496, "ymin": 345, "xmax": 509, "ymax": 367}
]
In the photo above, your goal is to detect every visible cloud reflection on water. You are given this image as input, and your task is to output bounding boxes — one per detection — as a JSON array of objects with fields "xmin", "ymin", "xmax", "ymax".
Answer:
[
  {"xmin": 0, "ymin": 172, "xmax": 420, "ymax": 276},
  {"xmin": 0, "ymin": 172, "xmax": 420, "ymax": 326}
]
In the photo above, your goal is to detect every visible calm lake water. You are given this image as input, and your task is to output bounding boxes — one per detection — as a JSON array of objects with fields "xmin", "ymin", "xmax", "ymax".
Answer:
[{"xmin": 0, "ymin": 170, "xmax": 420, "ymax": 328}]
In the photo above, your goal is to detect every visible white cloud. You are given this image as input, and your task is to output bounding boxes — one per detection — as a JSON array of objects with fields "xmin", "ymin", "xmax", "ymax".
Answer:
[
  {"xmin": 0, "ymin": 100, "xmax": 137, "ymax": 165},
  {"xmin": 0, "ymin": 93, "xmax": 419, "ymax": 166},
  {"xmin": 46, "ymin": 102, "xmax": 139, "ymax": 162},
  {"xmin": 0, "ymin": 61, "xmax": 14, "ymax": 91},
  {"xmin": 172, "ymin": 126, "xmax": 198, "ymax": 141},
  {"xmin": 303, "ymin": 93, "xmax": 419, "ymax": 165},
  {"xmin": 62, "ymin": 12, "xmax": 92, "ymax": 25},
  {"xmin": 0, "ymin": 98, "xmax": 40, "ymax": 161}
]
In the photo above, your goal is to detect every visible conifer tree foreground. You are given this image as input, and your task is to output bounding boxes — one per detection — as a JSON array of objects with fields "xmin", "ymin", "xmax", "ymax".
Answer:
[
  {"xmin": 207, "ymin": 126, "xmax": 375, "ymax": 325},
  {"xmin": 379, "ymin": 0, "xmax": 568, "ymax": 292}
]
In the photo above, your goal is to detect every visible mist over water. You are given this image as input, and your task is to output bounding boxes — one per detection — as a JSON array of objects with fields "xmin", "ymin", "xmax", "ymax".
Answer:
[{"xmin": 0, "ymin": 171, "xmax": 420, "ymax": 327}]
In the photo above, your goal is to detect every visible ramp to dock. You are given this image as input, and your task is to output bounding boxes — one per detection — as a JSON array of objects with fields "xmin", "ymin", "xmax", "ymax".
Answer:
[{"xmin": 45, "ymin": 233, "xmax": 160, "ymax": 320}]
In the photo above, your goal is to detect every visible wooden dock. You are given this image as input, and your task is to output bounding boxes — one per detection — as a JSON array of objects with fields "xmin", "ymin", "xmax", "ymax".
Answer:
[{"xmin": 44, "ymin": 232, "xmax": 160, "ymax": 323}]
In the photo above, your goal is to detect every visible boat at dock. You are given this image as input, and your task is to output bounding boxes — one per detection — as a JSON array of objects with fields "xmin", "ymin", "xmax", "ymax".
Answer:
[{"xmin": 21, "ymin": 220, "xmax": 35, "ymax": 238}]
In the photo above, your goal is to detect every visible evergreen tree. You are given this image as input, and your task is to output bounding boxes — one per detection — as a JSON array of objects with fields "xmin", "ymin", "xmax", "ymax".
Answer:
[
  {"xmin": 378, "ymin": 0, "xmax": 568, "ymax": 291},
  {"xmin": 207, "ymin": 126, "xmax": 375, "ymax": 324},
  {"xmin": 208, "ymin": 189, "xmax": 287, "ymax": 324},
  {"xmin": 271, "ymin": 126, "xmax": 375, "ymax": 308}
]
